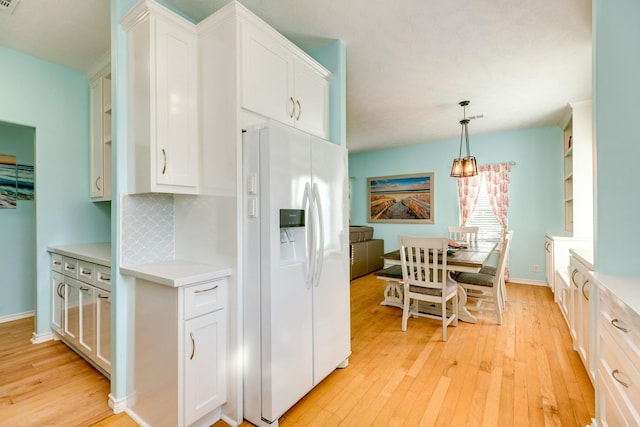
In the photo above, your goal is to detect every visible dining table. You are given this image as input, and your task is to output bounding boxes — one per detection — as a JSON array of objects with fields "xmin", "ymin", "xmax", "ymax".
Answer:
[{"xmin": 375, "ymin": 240, "xmax": 498, "ymax": 324}]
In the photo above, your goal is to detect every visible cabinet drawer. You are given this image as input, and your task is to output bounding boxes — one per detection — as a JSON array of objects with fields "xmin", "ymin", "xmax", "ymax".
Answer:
[
  {"xmin": 77, "ymin": 260, "xmax": 96, "ymax": 285},
  {"xmin": 95, "ymin": 265, "xmax": 112, "ymax": 292},
  {"xmin": 62, "ymin": 256, "xmax": 79, "ymax": 278},
  {"xmin": 51, "ymin": 253, "xmax": 64, "ymax": 273},
  {"xmin": 184, "ymin": 279, "xmax": 226, "ymax": 320},
  {"xmin": 598, "ymin": 288, "xmax": 640, "ymax": 368},
  {"xmin": 597, "ymin": 324, "xmax": 640, "ymax": 423}
]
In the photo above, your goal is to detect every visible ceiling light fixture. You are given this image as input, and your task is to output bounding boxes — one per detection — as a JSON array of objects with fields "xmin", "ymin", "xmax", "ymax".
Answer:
[{"xmin": 450, "ymin": 100, "xmax": 478, "ymax": 178}]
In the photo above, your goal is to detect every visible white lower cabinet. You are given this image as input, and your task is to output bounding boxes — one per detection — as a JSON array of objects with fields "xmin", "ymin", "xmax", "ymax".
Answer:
[
  {"xmin": 130, "ymin": 277, "xmax": 227, "ymax": 427},
  {"xmin": 48, "ymin": 250, "xmax": 111, "ymax": 376},
  {"xmin": 593, "ymin": 274, "xmax": 640, "ymax": 426},
  {"xmin": 570, "ymin": 251, "xmax": 595, "ymax": 384}
]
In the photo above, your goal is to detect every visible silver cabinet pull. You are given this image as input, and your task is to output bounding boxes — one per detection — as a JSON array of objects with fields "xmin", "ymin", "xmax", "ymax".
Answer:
[
  {"xmin": 162, "ymin": 148, "xmax": 167, "ymax": 175},
  {"xmin": 581, "ymin": 280, "xmax": 590, "ymax": 301},
  {"xmin": 189, "ymin": 332, "xmax": 195, "ymax": 360},
  {"xmin": 611, "ymin": 369, "xmax": 630, "ymax": 388},
  {"xmin": 99, "ymin": 274, "xmax": 111, "ymax": 282},
  {"xmin": 81, "ymin": 268, "xmax": 92, "ymax": 275},
  {"xmin": 570, "ymin": 269, "xmax": 578, "ymax": 287},
  {"xmin": 611, "ymin": 318, "xmax": 629, "ymax": 333},
  {"xmin": 96, "ymin": 176, "xmax": 101, "ymax": 191},
  {"xmin": 295, "ymin": 99, "xmax": 301, "ymax": 120},
  {"xmin": 194, "ymin": 285, "xmax": 218, "ymax": 294},
  {"xmin": 53, "ymin": 260, "xmax": 62, "ymax": 266},
  {"xmin": 66, "ymin": 265, "xmax": 76, "ymax": 271},
  {"xmin": 288, "ymin": 97, "xmax": 295, "ymax": 118},
  {"xmin": 80, "ymin": 286, "xmax": 90, "ymax": 292},
  {"xmin": 97, "ymin": 294, "xmax": 109, "ymax": 300},
  {"xmin": 57, "ymin": 283, "xmax": 65, "ymax": 299}
]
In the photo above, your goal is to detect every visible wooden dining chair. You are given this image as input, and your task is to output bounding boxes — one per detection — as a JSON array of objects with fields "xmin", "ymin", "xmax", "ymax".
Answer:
[
  {"xmin": 451, "ymin": 230, "xmax": 514, "ymax": 325},
  {"xmin": 448, "ymin": 226, "xmax": 479, "ymax": 244},
  {"xmin": 399, "ymin": 235, "xmax": 458, "ymax": 341}
]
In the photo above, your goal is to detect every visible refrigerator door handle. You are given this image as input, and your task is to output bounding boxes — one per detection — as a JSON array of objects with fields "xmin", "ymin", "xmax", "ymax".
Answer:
[
  {"xmin": 303, "ymin": 182, "xmax": 314, "ymax": 288},
  {"xmin": 312, "ymin": 183, "xmax": 324, "ymax": 287}
]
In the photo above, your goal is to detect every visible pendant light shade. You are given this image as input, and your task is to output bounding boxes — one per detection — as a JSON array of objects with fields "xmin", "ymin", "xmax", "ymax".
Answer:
[{"xmin": 450, "ymin": 101, "xmax": 478, "ymax": 178}]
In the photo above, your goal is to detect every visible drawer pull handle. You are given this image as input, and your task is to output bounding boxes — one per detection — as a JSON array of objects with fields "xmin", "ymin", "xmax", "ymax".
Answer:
[
  {"xmin": 611, "ymin": 318, "xmax": 629, "ymax": 333},
  {"xmin": 190, "ymin": 332, "xmax": 195, "ymax": 360},
  {"xmin": 194, "ymin": 285, "xmax": 218, "ymax": 294},
  {"xmin": 162, "ymin": 148, "xmax": 167, "ymax": 175},
  {"xmin": 581, "ymin": 280, "xmax": 590, "ymax": 301},
  {"xmin": 611, "ymin": 369, "xmax": 630, "ymax": 388},
  {"xmin": 99, "ymin": 274, "xmax": 111, "ymax": 282},
  {"xmin": 53, "ymin": 261, "xmax": 62, "ymax": 266},
  {"xmin": 80, "ymin": 286, "xmax": 90, "ymax": 292},
  {"xmin": 81, "ymin": 268, "xmax": 92, "ymax": 275},
  {"xmin": 570, "ymin": 269, "xmax": 579, "ymax": 287},
  {"xmin": 98, "ymin": 294, "xmax": 109, "ymax": 300},
  {"xmin": 66, "ymin": 265, "xmax": 76, "ymax": 271}
]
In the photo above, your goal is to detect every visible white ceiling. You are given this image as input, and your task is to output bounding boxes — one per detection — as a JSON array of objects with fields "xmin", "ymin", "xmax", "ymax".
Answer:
[{"xmin": 0, "ymin": 0, "xmax": 592, "ymax": 153}]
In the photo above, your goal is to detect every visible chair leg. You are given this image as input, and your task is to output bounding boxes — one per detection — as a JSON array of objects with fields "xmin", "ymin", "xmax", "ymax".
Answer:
[
  {"xmin": 495, "ymin": 285, "xmax": 503, "ymax": 325},
  {"xmin": 441, "ymin": 296, "xmax": 447, "ymax": 341},
  {"xmin": 401, "ymin": 290, "xmax": 410, "ymax": 332}
]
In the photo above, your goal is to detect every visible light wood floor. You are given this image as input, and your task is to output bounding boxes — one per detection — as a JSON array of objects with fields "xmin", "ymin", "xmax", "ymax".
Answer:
[{"xmin": 0, "ymin": 275, "xmax": 594, "ymax": 426}]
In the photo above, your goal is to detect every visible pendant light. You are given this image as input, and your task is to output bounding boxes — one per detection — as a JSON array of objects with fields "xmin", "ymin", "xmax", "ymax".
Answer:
[{"xmin": 450, "ymin": 100, "xmax": 478, "ymax": 178}]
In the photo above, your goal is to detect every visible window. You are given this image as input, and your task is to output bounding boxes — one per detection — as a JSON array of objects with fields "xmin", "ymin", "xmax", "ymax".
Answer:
[{"xmin": 465, "ymin": 175, "xmax": 502, "ymax": 241}]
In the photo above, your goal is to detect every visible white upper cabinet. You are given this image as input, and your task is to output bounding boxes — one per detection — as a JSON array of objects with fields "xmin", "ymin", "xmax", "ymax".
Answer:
[
  {"xmin": 89, "ymin": 64, "xmax": 112, "ymax": 201},
  {"xmin": 239, "ymin": 5, "xmax": 331, "ymax": 139},
  {"xmin": 121, "ymin": 0, "xmax": 199, "ymax": 195}
]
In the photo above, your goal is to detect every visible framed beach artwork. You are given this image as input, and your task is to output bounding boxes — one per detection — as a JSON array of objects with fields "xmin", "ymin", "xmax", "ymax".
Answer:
[
  {"xmin": 368, "ymin": 172, "xmax": 434, "ymax": 223},
  {"xmin": 0, "ymin": 154, "xmax": 34, "ymax": 208}
]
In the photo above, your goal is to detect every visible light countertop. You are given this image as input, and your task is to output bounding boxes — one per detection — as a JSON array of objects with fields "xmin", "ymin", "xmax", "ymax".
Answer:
[
  {"xmin": 593, "ymin": 273, "xmax": 640, "ymax": 318},
  {"xmin": 120, "ymin": 260, "xmax": 232, "ymax": 287},
  {"xmin": 47, "ymin": 242, "xmax": 111, "ymax": 266}
]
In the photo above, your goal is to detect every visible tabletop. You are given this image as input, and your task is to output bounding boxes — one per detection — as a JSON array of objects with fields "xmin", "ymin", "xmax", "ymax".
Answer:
[{"xmin": 381, "ymin": 240, "xmax": 497, "ymax": 271}]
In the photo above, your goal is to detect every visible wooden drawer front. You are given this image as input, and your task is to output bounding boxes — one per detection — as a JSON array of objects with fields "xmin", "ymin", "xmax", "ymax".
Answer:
[
  {"xmin": 184, "ymin": 279, "xmax": 226, "ymax": 320},
  {"xmin": 77, "ymin": 260, "xmax": 96, "ymax": 285},
  {"xmin": 62, "ymin": 256, "xmax": 79, "ymax": 278},
  {"xmin": 51, "ymin": 253, "xmax": 64, "ymax": 273},
  {"xmin": 598, "ymin": 288, "xmax": 640, "ymax": 367},
  {"xmin": 598, "ymin": 370, "xmax": 637, "ymax": 426},
  {"xmin": 94, "ymin": 265, "xmax": 111, "ymax": 292},
  {"xmin": 598, "ymin": 321, "xmax": 640, "ymax": 421}
]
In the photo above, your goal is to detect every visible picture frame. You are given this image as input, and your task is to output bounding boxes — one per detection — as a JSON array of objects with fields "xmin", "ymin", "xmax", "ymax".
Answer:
[{"xmin": 368, "ymin": 172, "xmax": 434, "ymax": 223}]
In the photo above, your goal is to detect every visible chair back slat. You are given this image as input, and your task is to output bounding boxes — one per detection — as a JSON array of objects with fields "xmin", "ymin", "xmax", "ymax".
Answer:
[
  {"xmin": 399, "ymin": 236, "xmax": 449, "ymax": 290},
  {"xmin": 448, "ymin": 226, "xmax": 479, "ymax": 244}
]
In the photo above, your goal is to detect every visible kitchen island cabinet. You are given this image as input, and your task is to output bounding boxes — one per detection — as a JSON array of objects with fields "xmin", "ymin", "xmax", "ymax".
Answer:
[{"xmin": 121, "ymin": 261, "xmax": 231, "ymax": 427}]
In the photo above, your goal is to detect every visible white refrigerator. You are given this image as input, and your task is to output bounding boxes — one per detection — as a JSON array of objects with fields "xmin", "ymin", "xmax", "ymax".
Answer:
[{"xmin": 242, "ymin": 121, "xmax": 351, "ymax": 426}]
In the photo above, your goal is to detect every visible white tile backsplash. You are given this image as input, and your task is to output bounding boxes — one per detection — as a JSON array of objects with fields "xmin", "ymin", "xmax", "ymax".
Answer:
[{"xmin": 121, "ymin": 193, "xmax": 175, "ymax": 265}]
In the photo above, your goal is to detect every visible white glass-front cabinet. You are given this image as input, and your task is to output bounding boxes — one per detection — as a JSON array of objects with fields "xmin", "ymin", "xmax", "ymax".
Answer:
[
  {"xmin": 241, "ymin": 20, "xmax": 330, "ymax": 139},
  {"xmin": 121, "ymin": 0, "xmax": 199, "ymax": 195},
  {"xmin": 90, "ymin": 64, "xmax": 112, "ymax": 201}
]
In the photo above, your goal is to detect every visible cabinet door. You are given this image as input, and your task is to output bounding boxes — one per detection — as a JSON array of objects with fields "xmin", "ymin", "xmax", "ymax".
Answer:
[
  {"xmin": 544, "ymin": 238, "xmax": 553, "ymax": 289},
  {"xmin": 90, "ymin": 77, "xmax": 105, "ymax": 199},
  {"xmin": 184, "ymin": 310, "xmax": 227, "ymax": 426},
  {"xmin": 51, "ymin": 271, "xmax": 64, "ymax": 334},
  {"xmin": 78, "ymin": 284, "xmax": 96, "ymax": 355},
  {"xmin": 153, "ymin": 17, "xmax": 199, "ymax": 190},
  {"xmin": 579, "ymin": 276, "xmax": 593, "ymax": 381},
  {"xmin": 293, "ymin": 59, "xmax": 329, "ymax": 139},
  {"xmin": 96, "ymin": 290, "xmax": 111, "ymax": 374},
  {"xmin": 64, "ymin": 278, "xmax": 80, "ymax": 345},
  {"xmin": 242, "ymin": 24, "xmax": 294, "ymax": 126}
]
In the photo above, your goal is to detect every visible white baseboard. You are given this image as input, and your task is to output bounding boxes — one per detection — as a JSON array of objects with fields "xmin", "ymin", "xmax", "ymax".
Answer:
[
  {"xmin": 109, "ymin": 393, "xmax": 128, "ymax": 413},
  {"xmin": 0, "ymin": 310, "xmax": 34, "ymax": 324},
  {"xmin": 508, "ymin": 277, "xmax": 547, "ymax": 286},
  {"xmin": 221, "ymin": 414, "xmax": 240, "ymax": 427},
  {"xmin": 30, "ymin": 331, "xmax": 54, "ymax": 344}
]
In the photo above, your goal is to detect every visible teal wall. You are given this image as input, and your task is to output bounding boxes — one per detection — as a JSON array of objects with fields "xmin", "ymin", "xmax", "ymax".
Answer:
[
  {"xmin": 0, "ymin": 123, "xmax": 36, "ymax": 318},
  {"xmin": 593, "ymin": 0, "xmax": 640, "ymax": 275},
  {"xmin": 0, "ymin": 48, "xmax": 111, "ymax": 330},
  {"xmin": 309, "ymin": 40, "xmax": 347, "ymax": 147},
  {"xmin": 349, "ymin": 126, "xmax": 562, "ymax": 282}
]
